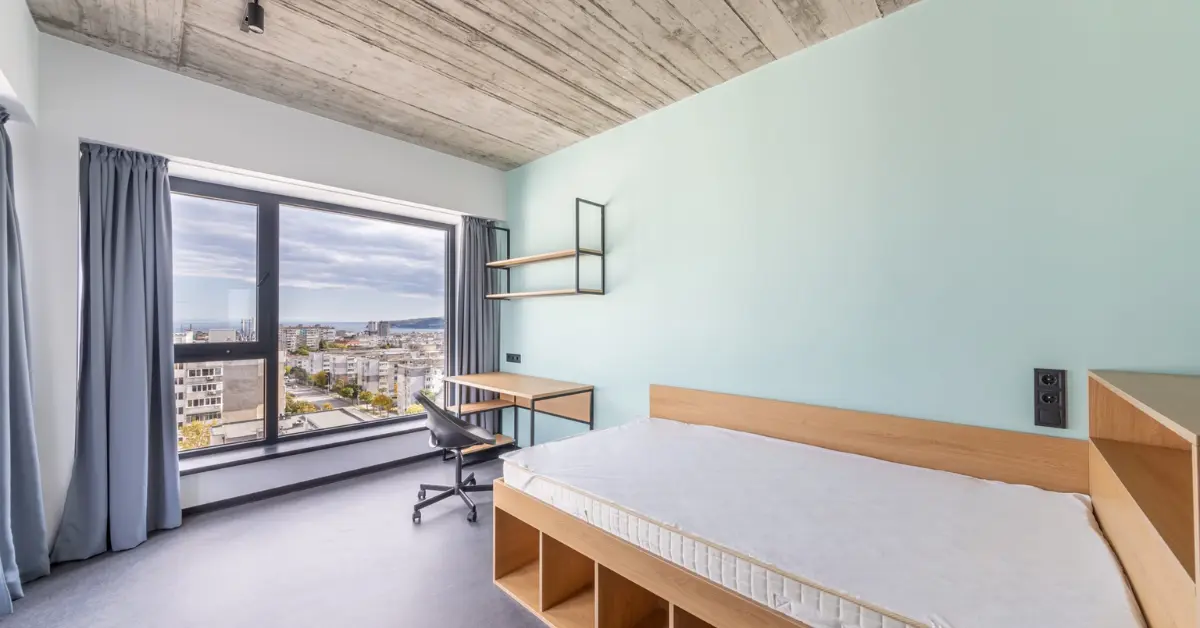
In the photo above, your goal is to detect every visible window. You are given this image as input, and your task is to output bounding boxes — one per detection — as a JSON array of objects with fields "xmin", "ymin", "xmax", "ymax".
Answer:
[{"xmin": 170, "ymin": 178, "xmax": 454, "ymax": 454}]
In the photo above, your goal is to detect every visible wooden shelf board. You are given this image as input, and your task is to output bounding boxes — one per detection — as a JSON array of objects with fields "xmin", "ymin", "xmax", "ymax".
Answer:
[
  {"xmin": 487, "ymin": 248, "xmax": 603, "ymax": 268},
  {"xmin": 542, "ymin": 587, "xmax": 596, "ymax": 628},
  {"xmin": 1092, "ymin": 437, "xmax": 1194, "ymax": 578},
  {"xmin": 495, "ymin": 561, "xmax": 541, "ymax": 612},
  {"xmin": 462, "ymin": 433, "xmax": 515, "ymax": 456},
  {"xmin": 446, "ymin": 399, "xmax": 515, "ymax": 415},
  {"xmin": 486, "ymin": 289, "xmax": 604, "ymax": 300},
  {"xmin": 1090, "ymin": 370, "xmax": 1200, "ymax": 444}
]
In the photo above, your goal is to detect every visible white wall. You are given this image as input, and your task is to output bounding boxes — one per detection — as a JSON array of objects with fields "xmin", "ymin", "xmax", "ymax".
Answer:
[
  {"xmin": 0, "ymin": 0, "xmax": 38, "ymax": 122},
  {"xmin": 27, "ymin": 34, "xmax": 507, "ymax": 537}
]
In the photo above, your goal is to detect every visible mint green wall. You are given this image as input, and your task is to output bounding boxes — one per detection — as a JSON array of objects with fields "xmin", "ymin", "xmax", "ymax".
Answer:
[{"xmin": 501, "ymin": 0, "xmax": 1200, "ymax": 444}]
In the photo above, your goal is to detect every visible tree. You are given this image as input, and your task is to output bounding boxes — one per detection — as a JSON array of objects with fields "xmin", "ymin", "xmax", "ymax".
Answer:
[
  {"xmin": 296, "ymin": 346, "xmax": 310, "ymax": 356},
  {"xmin": 372, "ymin": 395, "xmax": 396, "ymax": 413},
  {"xmin": 292, "ymin": 367, "xmax": 309, "ymax": 384},
  {"xmin": 404, "ymin": 403, "xmax": 423, "ymax": 415},
  {"xmin": 321, "ymin": 403, "xmax": 333, "ymax": 411},
  {"xmin": 420, "ymin": 388, "xmax": 435, "ymax": 400},
  {"xmin": 285, "ymin": 396, "xmax": 318, "ymax": 414},
  {"xmin": 179, "ymin": 419, "xmax": 218, "ymax": 451},
  {"xmin": 319, "ymin": 340, "xmax": 328, "ymax": 350},
  {"xmin": 283, "ymin": 365, "xmax": 292, "ymax": 376},
  {"xmin": 312, "ymin": 371, "xmax": 329, "ymax": 388},
  {"xmin": 358, "ymin": 390, "xmax": 375, "ymax": 405},
  {"xmin": 339, "ymin": 386, "xmax": 355, "ymax": 399}
]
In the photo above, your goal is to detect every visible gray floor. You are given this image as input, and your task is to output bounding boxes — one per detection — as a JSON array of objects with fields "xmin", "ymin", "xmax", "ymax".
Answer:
[{"xmin": 9, "ymin": 458, "xmax": 543, "ymax": 628}]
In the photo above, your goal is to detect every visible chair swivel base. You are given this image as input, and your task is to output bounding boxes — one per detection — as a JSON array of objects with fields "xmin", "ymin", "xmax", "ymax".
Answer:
[{"xmin": 413, "ymin": 471, "xmax": 494, "ymax": 523}]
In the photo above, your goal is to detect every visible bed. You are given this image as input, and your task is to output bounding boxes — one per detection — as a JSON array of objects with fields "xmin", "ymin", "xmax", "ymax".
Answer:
[{"xmin": 492, "ymin": 376, "xmax": 1198, "ymax": 628}]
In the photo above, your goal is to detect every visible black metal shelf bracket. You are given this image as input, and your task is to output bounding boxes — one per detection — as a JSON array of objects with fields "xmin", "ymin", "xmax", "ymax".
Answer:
[{"xmin": 575, "ymin": 198, "xmax": 605, "ymax": 296}]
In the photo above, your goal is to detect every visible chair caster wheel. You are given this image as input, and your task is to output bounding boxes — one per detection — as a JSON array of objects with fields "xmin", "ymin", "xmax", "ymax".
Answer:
[
  {"xmin": 412, "ymin": 511, "xmax": 421, "ymax": 524},
  {"xmin": 417, "ymin": 489, "xmax": 426, "ymax": 500},
  {"xmin": 467, "ymin": 508, "xmax": 477, "ymax": 523}
]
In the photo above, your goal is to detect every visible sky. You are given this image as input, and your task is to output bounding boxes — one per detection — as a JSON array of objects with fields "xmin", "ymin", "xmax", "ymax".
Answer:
[{"xmin": 172, "ymin": 193, "xmax": 446, "ymax": 327}]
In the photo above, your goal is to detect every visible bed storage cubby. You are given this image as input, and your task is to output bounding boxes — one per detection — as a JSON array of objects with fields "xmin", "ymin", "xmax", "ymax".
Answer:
[
  {"xmin": 494, "ymin": 508, "xmax": 541, "ymax": 611},
  {"xmin": 669, "ymin": 606, "xmax": 716, "ymax": 628},
  {"xmin": 1088, "ymin": 370, "xmax": 1200, "ymax": 628},
  {"xmin": 597, "ymin": 565, "xmax": 668, "ymax": 628},
  {"xmin": 541, "ymin": 534, "xmax": 596, "ymax": 628}
]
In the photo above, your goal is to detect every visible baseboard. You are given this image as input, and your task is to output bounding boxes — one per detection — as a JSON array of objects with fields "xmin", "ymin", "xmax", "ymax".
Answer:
[{"xmin": 182, "ymin": 450, "xmax": 442, "ymax": 516}]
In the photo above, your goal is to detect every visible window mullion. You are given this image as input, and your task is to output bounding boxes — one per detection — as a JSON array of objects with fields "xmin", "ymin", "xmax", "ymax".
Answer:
[{"xmin": 260, "ymin": 198, "xmax": 281, "ymax": 444}]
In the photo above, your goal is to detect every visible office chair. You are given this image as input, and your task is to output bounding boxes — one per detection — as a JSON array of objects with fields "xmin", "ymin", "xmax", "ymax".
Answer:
[{"xmin": 412, "ymin": 393, "xmax": 496, "ymax": 523}]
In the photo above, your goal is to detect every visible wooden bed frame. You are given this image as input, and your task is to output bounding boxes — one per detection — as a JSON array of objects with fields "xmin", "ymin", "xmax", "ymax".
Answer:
[{"xmin": 494, "ymin": 375, "xmax": 1199, "ymax": 628}]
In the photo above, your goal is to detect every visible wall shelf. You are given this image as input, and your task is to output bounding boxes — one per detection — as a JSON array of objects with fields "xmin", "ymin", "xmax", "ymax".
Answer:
[
  {"xmin": 487, "ymin": 289, "xmax": 603, "ymax": 300},
  {"xmin": 487, "ymin": 248, "xmax": 603, "ymax": 269},
  {"xmin": 488, "ymin": 198, "xmax": 606, "ymax": 300}
]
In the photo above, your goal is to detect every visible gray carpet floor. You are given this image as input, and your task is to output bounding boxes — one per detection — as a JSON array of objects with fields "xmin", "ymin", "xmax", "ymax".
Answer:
[{"xmin": 8, "ymin": 458, "xmax": 543, "ymax": 628}]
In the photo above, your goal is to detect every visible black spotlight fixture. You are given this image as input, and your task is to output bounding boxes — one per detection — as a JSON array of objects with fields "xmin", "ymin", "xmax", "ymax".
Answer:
[{"xmin": 242, "ymin": 0, "xmax": 265, "ymax": 34}]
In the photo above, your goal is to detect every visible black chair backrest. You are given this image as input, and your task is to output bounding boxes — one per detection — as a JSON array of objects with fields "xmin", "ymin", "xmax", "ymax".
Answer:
[{"xmin": 416, "ymin": 393, "xmax": 496, "ymax": 450}]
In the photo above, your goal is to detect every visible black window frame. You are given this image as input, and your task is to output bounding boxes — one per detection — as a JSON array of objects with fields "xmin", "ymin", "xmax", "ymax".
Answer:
[{"xmin": 170, "ymin": 177, "xmax": 456, "ymax": 459}]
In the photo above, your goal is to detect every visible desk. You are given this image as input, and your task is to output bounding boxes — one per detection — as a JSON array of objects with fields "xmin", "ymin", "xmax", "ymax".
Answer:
[{"xmin": 445, "ymin": 372, "xmax": 594, "ymax": 449}]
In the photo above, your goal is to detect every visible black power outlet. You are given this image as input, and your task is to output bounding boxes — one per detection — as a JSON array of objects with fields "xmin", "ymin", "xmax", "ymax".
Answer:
[
  {"xmin": 1034, "ymin": 368, "xmax": 1067, "ymax": 429},
  {"xmin": 506, "ymin": 353, "xmax": 521, "ymax": 364}
]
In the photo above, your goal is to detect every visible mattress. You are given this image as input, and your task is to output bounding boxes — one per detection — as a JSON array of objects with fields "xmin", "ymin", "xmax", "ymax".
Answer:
[{"xmin": 500, "ymin": 417, "xmax": 1144, "ymax": 628}]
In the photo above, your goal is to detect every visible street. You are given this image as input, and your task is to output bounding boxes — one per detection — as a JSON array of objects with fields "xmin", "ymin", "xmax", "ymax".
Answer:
[{"xmin": 287, "ymin": 383, "xmax": 352, "ymax": 410}]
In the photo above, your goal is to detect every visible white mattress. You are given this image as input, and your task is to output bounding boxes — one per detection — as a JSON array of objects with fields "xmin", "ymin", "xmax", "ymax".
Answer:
[{"xmin": 501, "ymin": 418, "xmax": 1144, "ymax": 628}]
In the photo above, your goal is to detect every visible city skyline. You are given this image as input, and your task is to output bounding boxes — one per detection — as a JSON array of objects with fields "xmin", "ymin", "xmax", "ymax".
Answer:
[{"xmin": 172, "ymin": 193, "xmax": 447, "ymax": 325}]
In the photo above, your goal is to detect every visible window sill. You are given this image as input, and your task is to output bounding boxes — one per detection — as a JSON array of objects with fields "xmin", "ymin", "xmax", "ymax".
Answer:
[{"xmin": 179, "ymin": 418, "xmax": 427, "ymax": 476}]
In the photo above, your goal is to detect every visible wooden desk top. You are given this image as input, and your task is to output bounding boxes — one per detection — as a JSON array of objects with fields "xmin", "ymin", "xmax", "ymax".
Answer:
[{"xmin": 445, "ymin": 372, "xmax": 592, "ymax": 400}]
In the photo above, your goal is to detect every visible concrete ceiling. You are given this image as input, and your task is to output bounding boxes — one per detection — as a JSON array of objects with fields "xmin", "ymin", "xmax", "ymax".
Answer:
[{"xmin": 27, "ymin": 0, "xmax": 919, "ymax": 169}]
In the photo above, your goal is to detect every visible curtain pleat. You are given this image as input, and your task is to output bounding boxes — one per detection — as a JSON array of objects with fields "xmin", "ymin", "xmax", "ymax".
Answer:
[
  {"xmin": 51, "ymin": 143, "xmax": 180, "ymax": 563},
  {"xmin": 450, "ymin": 217, "xmax": 500, "ymax": 431},
  {"xmin": 0, "ymin": 108, "xmax": 50, "ymax": 617}
]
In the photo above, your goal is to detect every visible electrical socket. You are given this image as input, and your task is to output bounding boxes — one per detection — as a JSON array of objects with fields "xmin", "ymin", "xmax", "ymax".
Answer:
[
  {"xmin": 1033, "ymin": 368, "xmax": 1067, "ymax": 429},
  {"xmin": 506, "ymin": 353, "xmax": 521, "ymax": 364}
]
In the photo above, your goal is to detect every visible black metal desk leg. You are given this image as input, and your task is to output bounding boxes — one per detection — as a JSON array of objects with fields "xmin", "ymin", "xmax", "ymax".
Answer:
[{"xmin": 530, "ymin": 399, "xmax": 536, "ymax": 447}]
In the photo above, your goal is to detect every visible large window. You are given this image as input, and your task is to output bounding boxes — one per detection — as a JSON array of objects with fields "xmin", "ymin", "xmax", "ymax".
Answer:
[{"xmin": 171, "ymin": 178, "xmax": 454, "ymax": 454}]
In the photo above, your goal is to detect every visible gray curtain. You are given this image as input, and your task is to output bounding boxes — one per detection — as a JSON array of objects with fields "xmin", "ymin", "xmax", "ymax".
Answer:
[
  {"xmin": 450, "ymin": 217, "xmax": 500, "ymax": 431},
  {"xmin": 0, "ymin": 109, "xmax": 50, "ymax": 616},
  {"xmin": 52, "ymin": 143, "xmax": 179, "ymax": 563}
]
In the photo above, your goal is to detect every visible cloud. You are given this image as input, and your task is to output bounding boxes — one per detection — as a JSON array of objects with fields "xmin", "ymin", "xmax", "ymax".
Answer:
[
  {"xmin": 173, "ymin": 195, "xmax": 257, "ymax": 282},
  {"xmin": 172, "ymin": 194, "xmax": 447, "ymax": 300}
]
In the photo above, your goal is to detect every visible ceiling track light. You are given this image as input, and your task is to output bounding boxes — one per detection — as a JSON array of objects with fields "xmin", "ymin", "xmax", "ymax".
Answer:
[{"xmin": 242, "ymin": 0, "xmax": 265, "ymax": 34}]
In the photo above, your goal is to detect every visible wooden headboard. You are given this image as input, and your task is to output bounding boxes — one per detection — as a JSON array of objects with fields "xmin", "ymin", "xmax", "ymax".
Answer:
[{"xmin": 649, "ymin": 385, "xmax": 1089, "ymax": 494}]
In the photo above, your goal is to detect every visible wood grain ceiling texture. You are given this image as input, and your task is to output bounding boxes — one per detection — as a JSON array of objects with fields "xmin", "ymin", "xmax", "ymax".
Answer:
[{"xmin": 27, "ymin": 0, "xmax": 920, "ymax": 169}]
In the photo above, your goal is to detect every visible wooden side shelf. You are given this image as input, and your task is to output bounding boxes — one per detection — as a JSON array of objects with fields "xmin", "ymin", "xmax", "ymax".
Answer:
[
  {"xmin": 487, "ymin": 248, "xmax": 603, "ymax": 269},
  {"xmin": 1088, "ymin": 370, "xmax": 1200, "ymax": 628},
  {"xmin": 1092, "ymin": 438, "xmax": 1194, "ymax": 575},
  {"xmin": 670, "ymin": 607, "xmax": 716, "ymax": 628},
  {"xmin": 542, "ymin": 535, "xmax": 596, "ymax": 628},
  {"xmin": 495, "ymin": 508, "xmax": 541, "ymax": 613},
  {"xmin": 598, "ymin": 565, "xmax": 668, "ymax": 628},
  {"xmin": 487, "ymin": 289, "xmax": 604, "ymax": 300}
]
